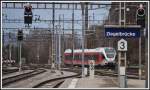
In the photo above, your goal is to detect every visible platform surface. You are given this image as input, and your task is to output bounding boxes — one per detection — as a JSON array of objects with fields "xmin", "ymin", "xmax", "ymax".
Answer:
[{"xmin": 60, "ymin": 75, "xmax": 145, "ymax": 88}]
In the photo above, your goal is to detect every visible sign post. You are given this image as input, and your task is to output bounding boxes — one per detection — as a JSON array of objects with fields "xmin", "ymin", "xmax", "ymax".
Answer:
[
  {"xmin": 88, "ymin": 60, "xmax": 95, "ymax": 79},
  {"xmin": 104, "ymin": 2, "xmax": 142, "ymax": 88},
  {"xmin": 104, "ymin": 25, "xmax": 141, "ymax": 88},
  {"xmin": 118, "ymin": 39, "xmax": 127, "ymax": 88},
  {"xmin": 17, "ymin": 29, "xmax": 23, "ymax": 72}
]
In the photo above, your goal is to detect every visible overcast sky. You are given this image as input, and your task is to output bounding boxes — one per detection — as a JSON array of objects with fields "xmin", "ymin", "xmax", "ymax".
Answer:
[{"xmin": 2, "ymin": 2, "xmax": 111, "ymax": 35}]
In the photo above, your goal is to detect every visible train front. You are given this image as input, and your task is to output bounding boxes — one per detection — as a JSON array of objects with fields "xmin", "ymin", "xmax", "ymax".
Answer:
[{"xmin": 103, "ymin": 47, "xmax": 116, "ymax": 66}]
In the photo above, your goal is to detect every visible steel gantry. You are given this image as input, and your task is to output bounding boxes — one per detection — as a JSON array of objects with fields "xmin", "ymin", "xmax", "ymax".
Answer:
[{"xmin": 2, "ymin": 2, "xmax": 113, "ymax": 10}]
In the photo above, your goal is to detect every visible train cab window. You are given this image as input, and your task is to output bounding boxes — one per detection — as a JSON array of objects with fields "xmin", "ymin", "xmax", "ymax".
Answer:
[{"xmin": 106, "ymin": 54, "xmax": 114, "ymax": 58}]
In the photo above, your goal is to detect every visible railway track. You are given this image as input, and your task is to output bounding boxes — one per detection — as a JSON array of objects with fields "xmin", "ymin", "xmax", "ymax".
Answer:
[
  {"xmin": 33, "ymin": 70, "xmax": 81, "ymax": 88},
  {"xmin": 95, "ymin": 69, "xmax": 145, "ymax": 79},
  {"xmin": 3, "ymin": 69, "xmax": 18, "ymax": 75},
  {"xmin": 2, "ymin": 68, "xmax": 46, "ymax": 86},
  {"xmin": 63, "ymin": 67, "xmax": 144, "ymax": 79},
  {"xmin": 2, "ymin": 67, "xmax": 19, "ymax": 75}
]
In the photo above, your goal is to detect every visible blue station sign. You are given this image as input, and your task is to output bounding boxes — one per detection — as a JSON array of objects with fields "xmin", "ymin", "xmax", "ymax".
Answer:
[{"xmin": 105, "ymin": 25, "xmax": 141, "ymax": 38}]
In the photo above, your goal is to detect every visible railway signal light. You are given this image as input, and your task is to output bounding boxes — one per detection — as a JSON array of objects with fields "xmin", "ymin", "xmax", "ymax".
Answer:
[
  {"xmin": 24, "ymin": 3, "xmax": 33, "ymax": 24},
  {"xmin": 17, "ymin": 30, "xmax": 23, "ymax": 41},
  {"xmin": 136, "ymin": 4, "xmax": 145, "ymax": 28}
]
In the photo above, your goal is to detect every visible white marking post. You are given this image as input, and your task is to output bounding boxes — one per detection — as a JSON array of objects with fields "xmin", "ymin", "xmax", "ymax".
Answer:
[{"xmin": 88, "ymin": 60, "xmax": 95, "ymax": 79}]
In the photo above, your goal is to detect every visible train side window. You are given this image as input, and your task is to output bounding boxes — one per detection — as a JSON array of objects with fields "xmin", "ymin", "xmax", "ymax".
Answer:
[
  {"xmin": 75, "ymin": 55, "xmax": 77, "ymax": 60},
  {"xmin": 68, "ymin": 55, "xmax": 71, "ymax": 60},
  {"xmin": 93, "ymin": 55, "xmax": 96, "ymax": 60},
  {"xmin": 68, "ymin": 55, "xmax": 70, "ymax": 60},
  {"xmin": 85, "ymin": 55, "xmax": 88, "ymax": 60},
  {"xmin": 78, "ymin": 55, "xmax": 80, "ymax": 60},
  {"xmin": 88, "ymin": 55, "xmax": 90, "ymax": 60},
  {"xmin": 70, "ymin": 55, "xmax": 72, "ymax": 60},
  {"xmin": 74, "ymin": 55, "xmax": 76, "ymax": 60},
  {"xmin": 91, "ymin": 56, "xmax": 93, "ymax": 60},
  {"xmin": 69, "ymin": 55, "xmax": 71, "ymax": 60},
  {"xmin": 75, "ymin": 55, "xmax": 78, "ymax": 60},
  {"xmin": 92, "ymin": 55, "xmax": 95, "ymax": 60},
  {"xmin": 84, "ymin": 55, "xmax": 86, "ymax": 60},
  {"xmin": 75, "ymin": 55, "xmax": 79, "ymax": 60},
  {"xmin": 79, "ymin": 55, "xmax": 81, "ymax": 60},
  {"xmin": 94, "ymin": 55, "xmax": 98, "ymax": 60},
  {"xmin": 65, "ymin": 55, "xmax": 69, "ymax": 60},
  {"xmin": 66, "ymin": 55, "xmax": 72, "ymax": 60}
]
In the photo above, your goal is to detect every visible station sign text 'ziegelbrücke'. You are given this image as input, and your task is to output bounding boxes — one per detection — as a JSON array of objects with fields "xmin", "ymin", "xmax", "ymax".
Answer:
[{"xmin": 104, "ymin": 25, "xmax": 141, "ymax": 38}]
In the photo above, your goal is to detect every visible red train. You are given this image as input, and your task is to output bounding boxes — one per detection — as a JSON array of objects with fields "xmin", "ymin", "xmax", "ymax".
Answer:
[{"xmin": 64, "ymin": 47, "xmax": 116, "ymax": 66}]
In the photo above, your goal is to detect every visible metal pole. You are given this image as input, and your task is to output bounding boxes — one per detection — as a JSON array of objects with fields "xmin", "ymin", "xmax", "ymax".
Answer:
[
  {"xmin": 85, "ymin": 3, "xmax": 88, "ymax": 49},
  {"xmin": 2, "ymin": 30, "xmax": 4, "ymax": 66},
  {"xmin": 62, "ymin": 14, "xmax": 65, "ymax": 50},
  {"xmin": 3, "ymin": 31, "xmax": 4, "ymax": 46},
  {"xmin": 47, "ymin": 17, "xmax": 52, "ymax": 65},
  {"xmin": 51, "ymin": 3, "xmax": 55, "ymax": 69},
  {"xmin": 139, "ymin": 36, "xmax": 142, "ymax": 80},
  {"xmin": 58, "ymin": 27, "xmax": 61, "ymax": 71},
  {"xmin": 118, "ymin": 3, "xmax": 121, "ymax": 84},
  {"xmin": 93, "ymin": 13, "xmax": 95, "ymax": 32},
  {"xmin": 19, "ymin": 41, "xmax": 22, "ymax": 72},
  {"xmin": 48, "ymin": 21, "xmax": 51, "ymax": 65},
  {"xmin": 118, "ymin": 2, "xmax": 127, "ymax": 88},
  {"xmin": 37, "ymin": 43, "xmax": 40, "ymax": 64},
  {"xmin": 58, "ymin": 15, "xmax": 61, "ymax": 71},
  {"xmin": 145, "ymin": 3, "xmax": 148, "ymax": 87},
  {"xmin": 124, "ymin": 2, "xmax": 126, "ymax": 27},
  {"xmin": 72, "ymin": 4, "xmax": 74, "ymax": 67},
  {"xmin": 55, "ymin": 26, "xmax": 58, "ymax": 69},
  {"xmin": 9, "ymin": 32, "xmax": 12, "ymax": 63},
  {"xmin": 62, "ymin": 14, "xmax": 65, "ymax": 66},
  {"xmin": 81, "ymin": 3, "xmax": 85, "ymax": 78},
  {"xmin": 145, "ymin": 28, "xmax": 148, "ymax": 88},
  {"xmin": 119, "ymin": 2, "xmax": 121, "ymax": 25}
]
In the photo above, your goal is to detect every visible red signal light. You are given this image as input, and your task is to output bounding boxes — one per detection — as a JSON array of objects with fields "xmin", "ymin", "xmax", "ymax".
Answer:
[
  {"xmin": 137, "ymin": 8, "xmax": 145, "ymax": 17},
  {"xmin": 25, "ymin": 6, "xmax": 32, "ymax": 12}
]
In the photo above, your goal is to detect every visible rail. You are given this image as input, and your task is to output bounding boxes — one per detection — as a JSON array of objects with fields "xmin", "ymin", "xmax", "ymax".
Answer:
[
  {"xmin": 33, "ymin": 69, "xmax": 81, "ymax": 88},
  {"xmin": 2, "ymin": 68, "xmax": 46, "ymax": 86}
]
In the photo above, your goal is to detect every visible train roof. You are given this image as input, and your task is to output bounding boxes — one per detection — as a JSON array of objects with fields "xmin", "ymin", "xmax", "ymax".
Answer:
[{"xmin": 64, "ymin": 47, "xmax": 114, "ymax": 53}]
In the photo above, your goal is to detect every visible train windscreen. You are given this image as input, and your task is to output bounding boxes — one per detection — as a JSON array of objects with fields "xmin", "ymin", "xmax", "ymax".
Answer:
[{"xmin": 105, "ymin": 48, "xmax": 115, "ymax": 58}]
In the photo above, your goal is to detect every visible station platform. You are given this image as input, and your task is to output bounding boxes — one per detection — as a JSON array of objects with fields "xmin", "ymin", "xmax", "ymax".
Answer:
[{"xmin": 60, "ymin": 75, "xmax": 145, "ymax": 88}]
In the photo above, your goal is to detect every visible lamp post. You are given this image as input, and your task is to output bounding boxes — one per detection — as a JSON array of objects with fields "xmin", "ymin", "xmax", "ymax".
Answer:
[
  {"xmin": 55, "ymin": 25, "xmax": 61, "ymax": 71},
  {"xmin": 81, "ymin": 3, "xmax": 85, "ymax": 78}
]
